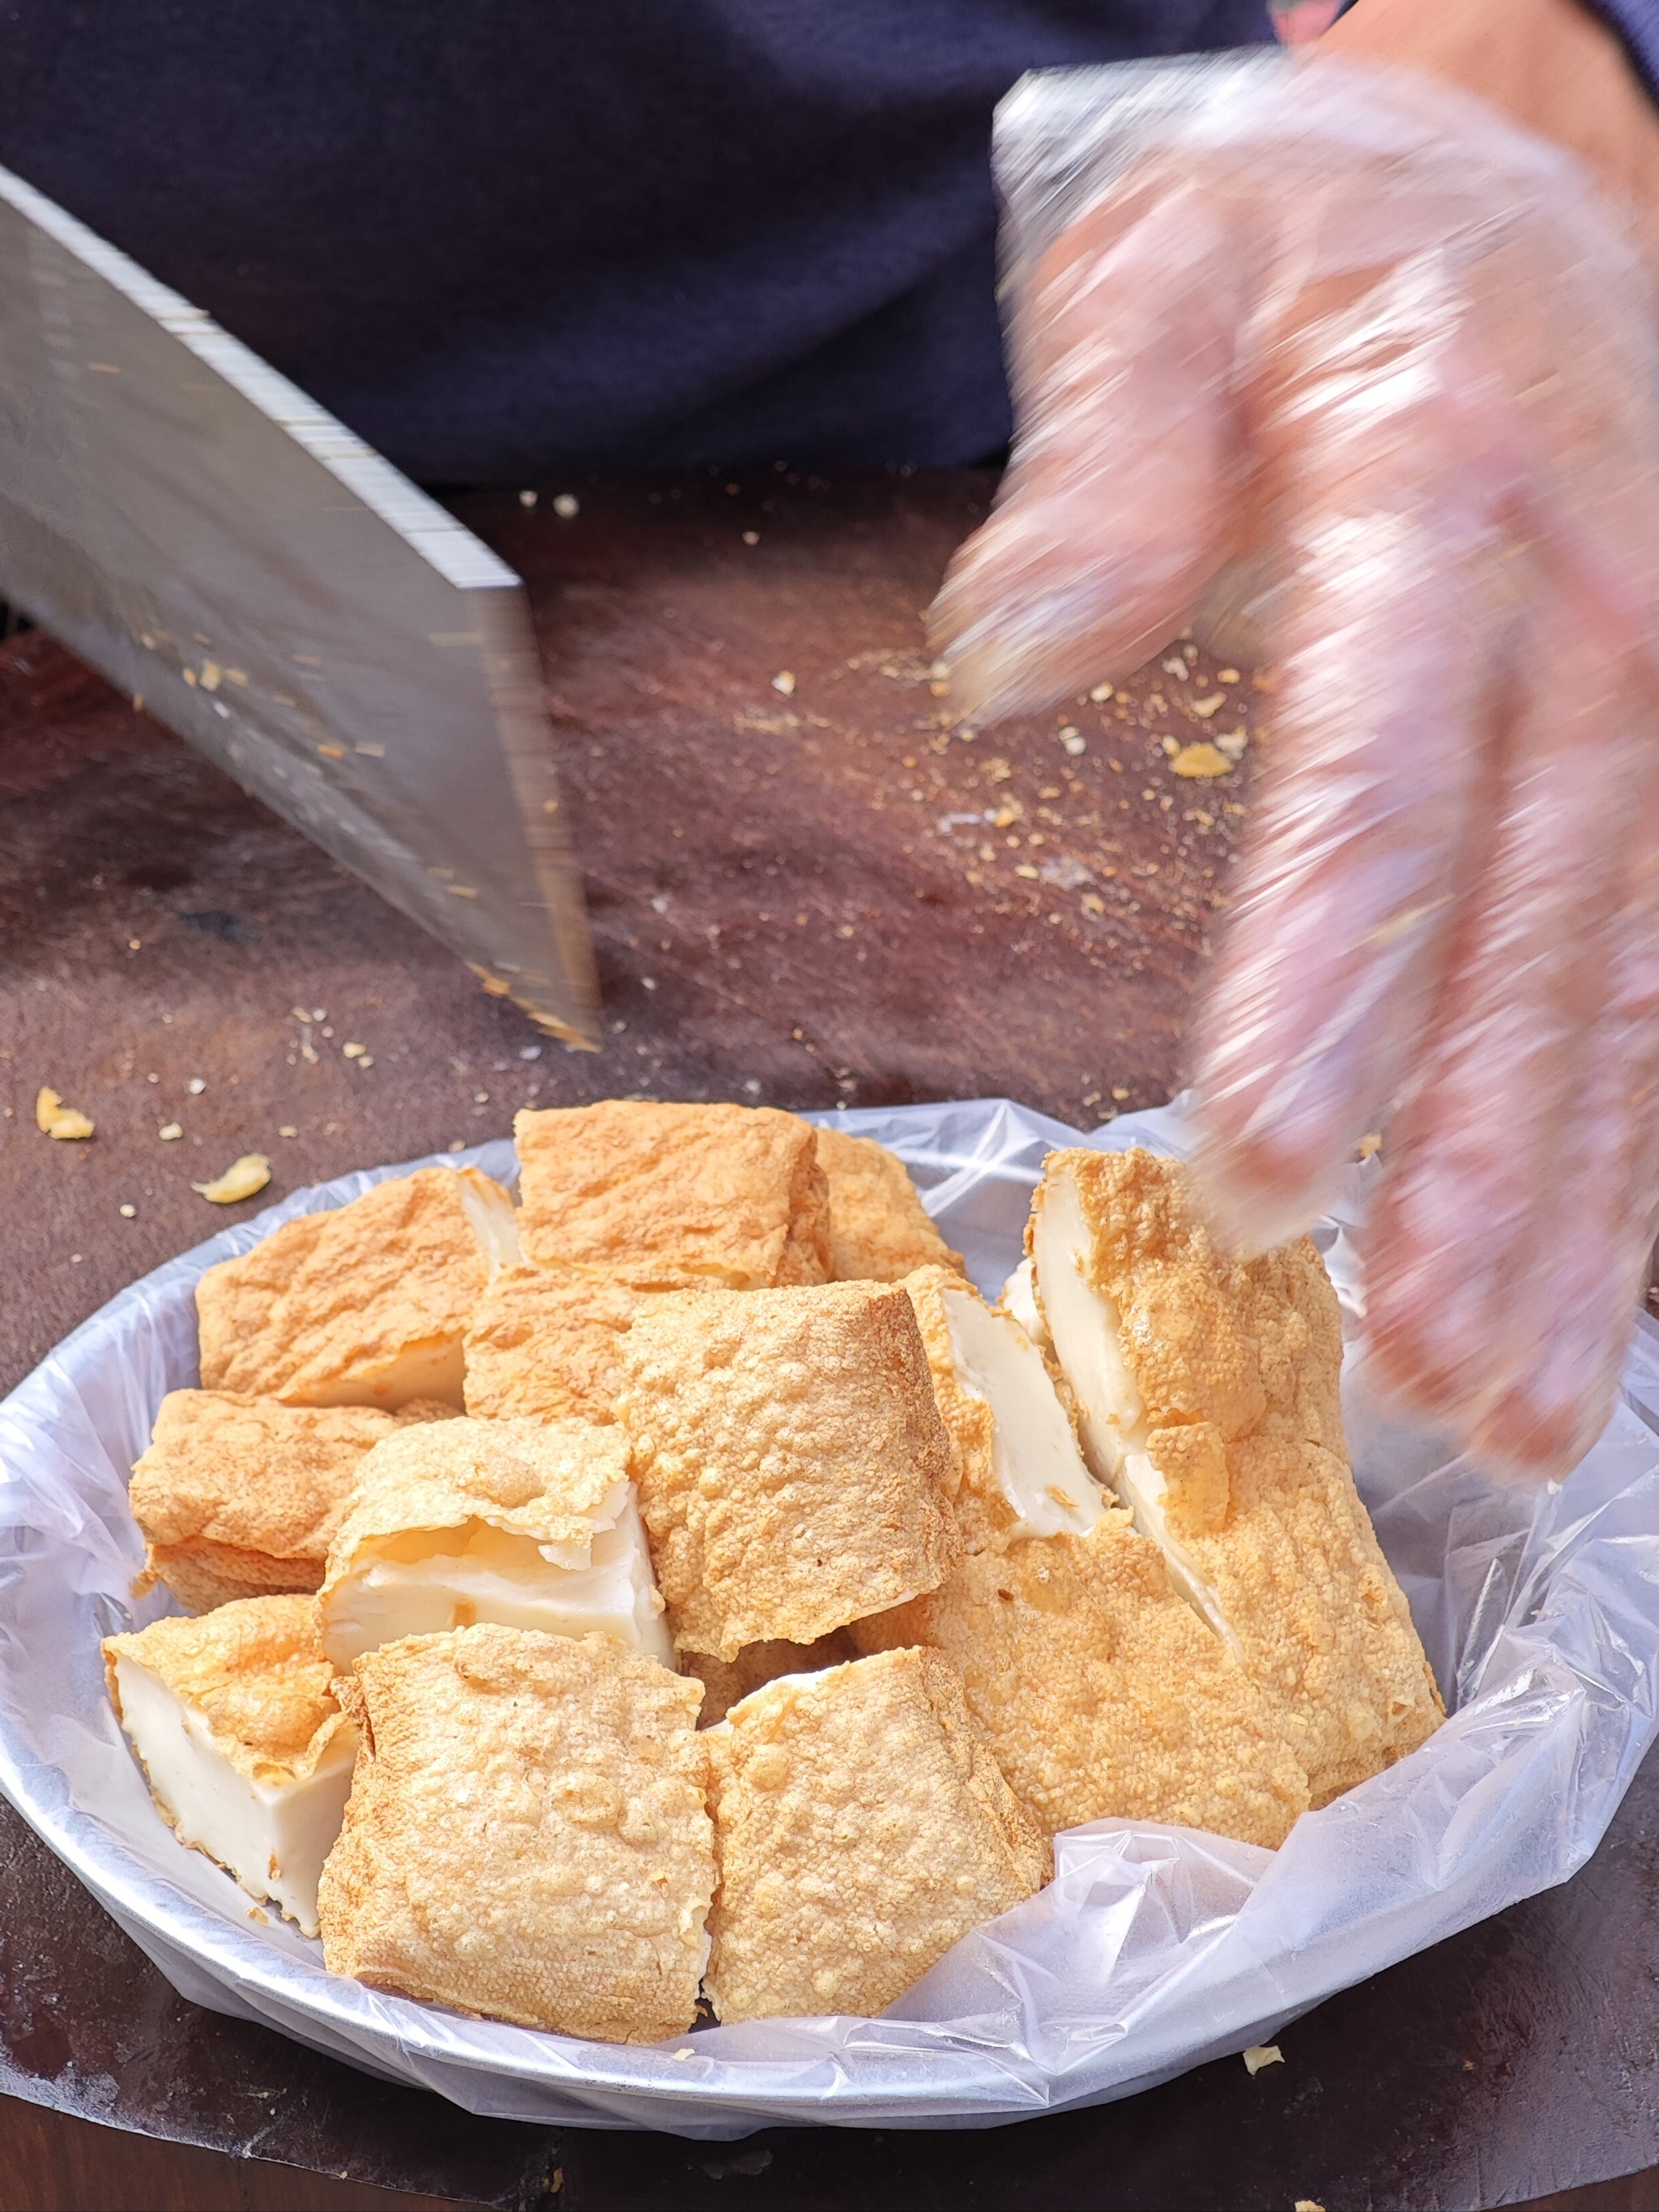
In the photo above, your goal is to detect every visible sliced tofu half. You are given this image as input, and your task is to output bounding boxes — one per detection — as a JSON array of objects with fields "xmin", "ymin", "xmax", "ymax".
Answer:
[
  {"xmin": 194, "ymin": 1166, "xmax": 520, "ymax": 1409},
  {"xmin": 318, "ymin": 1417, "xmax": 672, "ymax": 1671},
  {"xmin": 903, "ymin": 1267, "xmax": 1102, "ymax": 1549},
  {"xmin": 1029, "ymin": 1157, "xmax": 1237, "ymax": 1647},
  {"xmin": 104, "ymin": 1595, "xmax": 355, "ymax": 1935}
]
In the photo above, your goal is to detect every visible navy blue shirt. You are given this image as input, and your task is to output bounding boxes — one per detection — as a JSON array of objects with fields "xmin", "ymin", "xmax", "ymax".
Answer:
[
  {"xmin": 0, "ymin": 2, "xmax": 1269, "ymax": 479},
  {"xmin": 1, "ymin": 2, "xmax": 1654, "ymax": 483}
]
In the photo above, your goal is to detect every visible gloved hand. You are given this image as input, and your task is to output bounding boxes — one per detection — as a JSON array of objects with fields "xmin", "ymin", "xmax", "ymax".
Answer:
[{"xmin": 932, "ymin": 43, "xmax": 1659, "ymax": 1479}]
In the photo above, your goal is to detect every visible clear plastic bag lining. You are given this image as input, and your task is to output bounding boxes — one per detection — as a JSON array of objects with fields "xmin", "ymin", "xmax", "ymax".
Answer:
[{"xmin": 3, "ymin": 1092, "xmax": 1658, "ymax": 2137}]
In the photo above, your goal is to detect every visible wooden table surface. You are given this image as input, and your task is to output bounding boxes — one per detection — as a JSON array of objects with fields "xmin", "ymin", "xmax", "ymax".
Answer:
[{"xmin": 2, "ymin": 471, "xmax": 1657, "ymax": 2212}]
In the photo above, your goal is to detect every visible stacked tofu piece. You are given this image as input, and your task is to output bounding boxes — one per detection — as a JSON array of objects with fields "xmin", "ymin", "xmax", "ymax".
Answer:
[{"xmin": 106, "ymin": 1105, "xmax": 1441, "ymax": 2045}]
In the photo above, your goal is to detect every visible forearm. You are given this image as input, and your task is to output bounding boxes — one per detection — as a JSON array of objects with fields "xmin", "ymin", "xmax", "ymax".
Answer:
[{"xmin": 1322, "ymin": 0, "xmax": 1659, "ymax": 277}]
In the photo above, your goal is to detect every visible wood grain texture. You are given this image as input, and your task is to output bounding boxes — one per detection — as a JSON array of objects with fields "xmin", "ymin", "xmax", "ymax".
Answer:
[{"xmin": 0, "ymin": 470, "xmax": 1653, "ymax": 2212}]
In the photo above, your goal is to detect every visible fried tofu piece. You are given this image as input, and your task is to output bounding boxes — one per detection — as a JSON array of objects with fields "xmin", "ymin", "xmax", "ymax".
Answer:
[
  {"xmin": 902, "ymin": 1265, "xmax": 1103, "ymax": 1554},
  {"xmin": 1030, "ymin": 1148, "xmax": 1443, "ymax": 1805},
  {"xmin": 705, "ymin": 1647, "xmax": 1049, "ymax": 2022},
  {"xmin": 462, "ymin": 1262, "xmax": 657, "ymax": 1425},
  {"xmin": 318, "ymin": 1415, "xmax": 671, "ymax": 1671},
  {"xmin": 130, "ymin": 1391, "xmax": 453, "ymax": 1613},
  {"xmin": 851, "ymin": 1514, "xmax": 1310, "ymax": 1846},
  {"xmin": 513, "ymin": 1100, "xmax": 830, "ymax": 1288},
  {"xmin": 814, "ymin": 1126, "xmax": 964, "ymax": 1283},
  {"xmin": 104, "ymin": 1595, "xmax": 356, "ymax": 1934},
  {"xmin": 618, "ymin": 1283, "xmax": 957, "ymax": 1660},
  {"xmin": 680, "ymin": 1630, "xmax": 857, "ymax": 1728},
  {"xmin": 318, "ymin": 1626, "xmax": 713, "ymax": 2041},
  {"xmin": 196, "ymin": 1167, "xmax": 518, "ymax": 1409}
]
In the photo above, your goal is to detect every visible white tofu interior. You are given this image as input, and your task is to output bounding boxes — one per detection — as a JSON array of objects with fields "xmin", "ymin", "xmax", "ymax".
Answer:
[
  {"xmin": 454, "ymin": 1170, "xmax": 522, "ymax": 1272},
  {"xmin": 998, "ymin": 1257, "xmax": 1050, "ymax": 1353},
  {"xmin": 113, "ymin": 1655, "xmax": 356, "ymax": 1936},
  {"xmin": 320, "ymin": 1484, "xmax": 673, "ymax": 1670},
  {"xmin": 1032, "ymin": 1166, "xmax": 1237, "ymax": 1650},
  {"xmin": 940, "ymin": 1285, "xmax": 1102, "ymax": 1540},
  {"xmin": 309, "ymin": 1337, "xmax": 468, "ymax": 1410}
]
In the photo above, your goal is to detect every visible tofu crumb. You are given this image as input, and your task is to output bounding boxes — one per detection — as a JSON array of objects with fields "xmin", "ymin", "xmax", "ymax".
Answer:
[
  {"xmin": 36, "ymin": 1088, "xmax": 95, "ymax": 1140},
  {"xmin": 118, "ymin": 1204, "xmax": 136, "ymax": 1218},
  {"xmin": 1171, "ymin": 743, "xmax": 1233, "ymax": 779},
  {"xmin": 771, "ymin": 671, "xmax": 796, "ymax": 696},
  {"xmin": 159, "ymin": 1123, "xmax": 183, "ymax": 1141},
  {"xmin": 1243, "ymin": 2044, "xmax": 1282, "ymax": 2076},
  {"xmin": 193, "ymin": 1153, "xmax": 273, "ymax": 1204}
]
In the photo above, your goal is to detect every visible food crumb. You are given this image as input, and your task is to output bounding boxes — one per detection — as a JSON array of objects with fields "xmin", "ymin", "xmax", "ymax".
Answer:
[
  {"xmin": 1171, "ymin": 743, "xmax": 1233, "ymax": 780},
  {"xmin": 771, "ymin": 671, "xmax": 796, "ymax": 696},
  {"xmin": 1243, "ymin": 2044, "xmax": 1283, "ymax": 2077},
  {"xmin": 278, "ymin": 1125, "xmax": 298, "ymax": 1138},
  {"xmin": 186, "ymin": 1077, "xmax": 207, "ymax": 1095},
  {"xmin": 36, "ymin": 1089, "xmax": 95, "ymax": 1140},
  {"xmin": 1294, "ymin": 2201, "xmax": 1326, "ymax": 2211},
  {"xmin": 192, "ymin": 1153, "xmax": 272, "ymax": 1204},
  {"xmin": 1089, "ymin": 682, "xmax": 1113, "ymax": 701},
  {"xmin": 1356, "ymin": 1132, "xmax": 1383, "ymax": 1161},
  {"xmin": 158, "ymin": 1123, "xmax": 183, "ymax": 1141},
  {"xmin": 118, "ymin": 1204, "xmax": 135, "ymax": 1219},
  {"xmin": 552, "ymin": 492, "xmax": 579, "ymax": 519}
]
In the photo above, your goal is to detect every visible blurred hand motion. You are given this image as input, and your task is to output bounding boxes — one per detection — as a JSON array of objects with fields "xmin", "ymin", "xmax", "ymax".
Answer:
[{"xmin": 932, "ymin": 35, "xmax": 1659, "ymax": 1480}]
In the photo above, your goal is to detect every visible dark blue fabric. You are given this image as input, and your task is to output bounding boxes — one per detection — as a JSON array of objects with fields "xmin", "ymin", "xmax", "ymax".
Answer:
[
  {"xmin": 0, "ymin": 2, "xmax": 1269, "ymax": 480},
  {"xmin": 1594, "ymin": 0, "xmax": 1659, "ymax": 103}
]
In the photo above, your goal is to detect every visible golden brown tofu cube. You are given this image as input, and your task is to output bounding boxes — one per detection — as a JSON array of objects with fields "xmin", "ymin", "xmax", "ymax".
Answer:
[
  {"xmin": 618, "ymin": 1282, "xmax": 957, "ymax": 1660},
  {"xmin": 851, "ymin": 1512, "xmax": 1310, "ymax": 1848},
  {"xmin": 104, "ymin": 1595, "xmax": 356, "ymax": 1934},
  {"xmin": 513, "ymin": 1100, "xmax": 830, "ymax": 1288},
  {"xmin": 705, "ymin": 1647, "xmax": 1049, "ymax": 2022},
  {"xmin": 318, "ymin": 1626, "xmax": 714, "ymax": 2042},
  {"xmin": 195, "ymin": 1167, "xmax": 518, "ymax": 1409},
  {"xmin": 1030, "ymin": 1147, "xmax": 1443, "ymax": 1805},
  {"xmin": 462, "ymin": 1261, "xmax": 657, "ymax": 1425},
  {"xmin": 814, "ymin": 1125, "xmax": 964, "ymax": 1282},
  {"xmin": 317, "ymin": 1415, "xmax": 669, "ymax": 1671},
  {"xmin": 130, "ymin": 1390, "xmax": 451, "ymax": 1613}
]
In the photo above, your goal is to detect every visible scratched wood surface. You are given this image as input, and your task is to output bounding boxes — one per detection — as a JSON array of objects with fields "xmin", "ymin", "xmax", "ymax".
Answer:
[{"xmin": 2, "ymin": 472, "xmax": 1655, "ymax": 2212}]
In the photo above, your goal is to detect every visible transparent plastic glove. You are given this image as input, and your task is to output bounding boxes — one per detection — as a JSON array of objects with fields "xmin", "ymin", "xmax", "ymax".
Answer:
[{"xmin": 932, "ymin": 56, "xmax": 1659, "ymax": 1479}]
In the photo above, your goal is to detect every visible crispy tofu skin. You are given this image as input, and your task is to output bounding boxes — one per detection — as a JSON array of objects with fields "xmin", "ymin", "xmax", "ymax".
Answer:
[
  {"xmin": 195, "ymin": 1168, "xmax": 518, "ymax": 1409},
  {"xmin": 901, "ymin": 1265, "xmax": 1102, "ymax": 1554},
  {"xmin": 103, "ymin": 1595, "xmax": 356, "ymax": 1933},
  {"xmin": 814, "ymin": 1126, "xmax": 964, "ymax": 1283},
  {"xmin": 462, "ymin": 1262, "xmax": 657, "ymax": 1425},
  {"xmin": 130, "ymin": 1392, "xmax": 452, "ymax": 1613},
  {"xmin": 705, "ymin": 1647, "xmax": 1048, "ymax": 2022},
  {"xmin": 513, "ymin": 1100, "xmax": 830, "ymax": 1288},
  {"xmin": 680, "ymin": 1630, "xmax": 858, "ymax": 1728},
  {"xmin": 1030, "ymin": 1149, "xmax": 1443, "ymax": 1805},
  {"xmin": 318, "ymin": 1415, "xmax": 668, "ymax": 1670},
  {"xmin": 618, "ymin": 1284, "xmax": 957, "ymax": 1660},
  {"xmin": 851, "ymin": 1514, "xmax": 1310, "ymax": 1846},
  {"xmin": 318, "ymin": 1626, "xmax": 714, "ymax": 2042}
]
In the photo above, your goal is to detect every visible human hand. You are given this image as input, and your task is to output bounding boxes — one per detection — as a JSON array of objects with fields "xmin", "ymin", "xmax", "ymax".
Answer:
[{"xmin": 931, "ymin": 49, "xmax": 1659, "ymax": 1477}]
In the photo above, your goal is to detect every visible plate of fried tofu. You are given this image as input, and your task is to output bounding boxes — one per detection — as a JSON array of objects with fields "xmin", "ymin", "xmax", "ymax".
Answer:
[{"xmin": 5, "ymin": 1094, "xmax": 1659, "ymax": 2133}]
